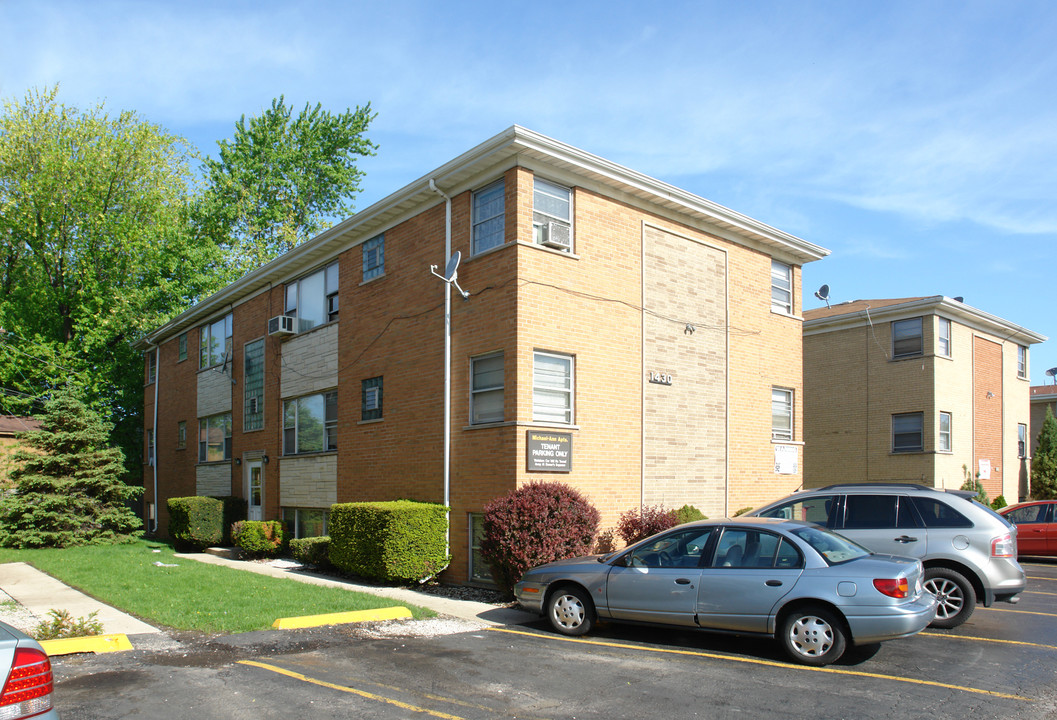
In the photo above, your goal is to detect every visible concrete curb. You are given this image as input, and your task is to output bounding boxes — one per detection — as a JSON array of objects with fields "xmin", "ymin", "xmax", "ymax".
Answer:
[
  {"xmin": 272, "ymin": 606, "xmax": 412, "ymax": 629},
  {"xmin": 40, "ymin": 633, "xmax": 134, "ymax": 656}
]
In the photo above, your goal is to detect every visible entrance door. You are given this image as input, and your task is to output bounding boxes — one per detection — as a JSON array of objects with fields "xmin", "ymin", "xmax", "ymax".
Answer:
[{"xmin": 245, "ymin": 459, "xmax": 264, "ymax": 521}]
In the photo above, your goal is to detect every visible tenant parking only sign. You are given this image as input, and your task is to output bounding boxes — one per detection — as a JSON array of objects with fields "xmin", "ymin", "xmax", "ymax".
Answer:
[{"xmin": 527, "ymin": 431, "xmax": 572, "ymax": 472}]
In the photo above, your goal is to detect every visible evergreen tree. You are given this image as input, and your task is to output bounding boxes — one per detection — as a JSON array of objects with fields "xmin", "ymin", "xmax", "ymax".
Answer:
[
  {"xmin": 1030, "ymin": 408, "xmax": 1057, "ymax": 500},
  {"xmin": 0, "ymin": 388, "xmax": 143, "ymax": 548}
]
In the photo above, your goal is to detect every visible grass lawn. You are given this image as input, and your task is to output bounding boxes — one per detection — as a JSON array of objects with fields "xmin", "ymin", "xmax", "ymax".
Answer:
[{"xmin": 0, "ymin": 540, "xmax": 432, "ymax": 634}]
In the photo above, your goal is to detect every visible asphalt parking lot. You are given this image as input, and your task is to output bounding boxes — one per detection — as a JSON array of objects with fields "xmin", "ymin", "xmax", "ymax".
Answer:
[{"xmin": 52, "ymin": 558, "xmax": 1057, "ymax": 719}]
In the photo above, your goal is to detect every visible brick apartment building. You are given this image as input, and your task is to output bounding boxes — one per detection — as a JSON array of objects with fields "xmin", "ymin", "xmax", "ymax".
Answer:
[
  {"xmin": 138, "ymin": 126, "xmax": 829, "ymax": 583},
  {"xmin": 1030, "ymin": 384, "xmax": 1057, "ymax": 457},
  {"xmin": 803, "ymin": 297, "xmax": 1046, "ymax": 502}
]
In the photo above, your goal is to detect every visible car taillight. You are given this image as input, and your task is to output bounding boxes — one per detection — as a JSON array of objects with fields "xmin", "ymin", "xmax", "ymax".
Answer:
[
  {"xmin": 0, "ymin": 647, "xmax": 53, "ymax": 720},
  {"xmin": 991, "ymin": 533, "xmax": 1015, "ymax": 558},
  {"xmin": 873, "ymin": 577, "xmax": 910, "ymax": 598}
]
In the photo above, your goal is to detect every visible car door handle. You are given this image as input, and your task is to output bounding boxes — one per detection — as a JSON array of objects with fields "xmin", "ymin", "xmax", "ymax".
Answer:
[
  {"xmin": 766, "ymin": 580, "xmax": 783, "ymax": 587},
  {"xmin": 894, "ymin": 535, "xmax": 919, "ymax": 543},
  {"xmin": 676, "ymin": 578, "xmax": 692, "ymax": 585}
]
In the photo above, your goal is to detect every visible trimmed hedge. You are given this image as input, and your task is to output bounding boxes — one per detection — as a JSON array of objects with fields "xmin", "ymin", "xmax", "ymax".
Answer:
[
  {"xmin": 291, "ymin": 536, "xmax": 331, "ymax": 568},
  {"xmin": 167, "ymin": 497, "xmax": 224, "ymax": 550},
  {"xmin": 329, "ymin": 501, "xmax": 449, "ymax": 583},
  {"xmin": 231, "ymin": 520, "xmax": 287, "ymax": 558}
]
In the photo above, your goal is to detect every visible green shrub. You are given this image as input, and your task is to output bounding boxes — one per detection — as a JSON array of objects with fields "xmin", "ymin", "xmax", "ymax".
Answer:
[
  {"xmin": 167, "ymin": 497, "xmax": 224, "ymax": 550},
  {"xmin": 232, "ymin": 520, "xmax": 287, "ymax": 558},
  {"xmin": 616, "ymin": 505, "xmax": 678, "ymax": 544},
  {"xmin": 329, "ymin": 501, "xmax": 449, "ymax": 583},
  {"xmin": 33, "ymin": 609, "xmax": 103, "ymax": 640},
  {"xmin": 291, "ymin": 536, "xmax": 331, "ymax": 568},
  {"xmin": 675, "ymin": 504, "xmax": 706, "ymax": 524},
  {"xmin": 991, "ymin": 495, "xmax": 1008, "ymax": 510},
  {"xmin": 482, "ymin": 482, "xmax": 600, "ymax": 597}
]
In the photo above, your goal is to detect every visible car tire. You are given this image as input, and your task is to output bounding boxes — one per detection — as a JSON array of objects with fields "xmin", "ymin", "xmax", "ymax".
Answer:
[
  {"xmin": 546, "ymin": 585, "xmax": 595, "ymax": 636},
  {"xmin": 923, "ymin": 567, "xmax": 976, "ymax": 629},
  {"xmin": 779, "ymin": 606, "xmax": 847, "ymax": 666}
]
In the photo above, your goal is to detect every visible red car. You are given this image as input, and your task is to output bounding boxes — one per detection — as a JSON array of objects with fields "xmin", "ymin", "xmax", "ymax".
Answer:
[{"xmin": 999, "ymin": 501, "xmax": 1057, "ymax": 557}]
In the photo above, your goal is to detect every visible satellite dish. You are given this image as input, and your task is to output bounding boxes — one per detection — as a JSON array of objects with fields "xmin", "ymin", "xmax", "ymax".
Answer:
[
  {"xmin": 953, "ymin": 296, "xmax": 964, "ymax": 303},
  {"xmin": 814, "ymin": 284, "xmax": 831, "ymax": 308},
  {"xmin": 443, "ymin": 251, "xmax": 462, "ymax": 282},
  {"xmin": 1047, "ymin": 367, "xmax": 1057, "ymax": 378}
]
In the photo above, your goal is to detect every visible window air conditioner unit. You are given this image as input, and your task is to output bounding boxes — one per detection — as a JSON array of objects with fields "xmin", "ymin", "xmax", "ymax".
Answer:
[
  {"xmin": 542, "ymin": 222, "xmax": 572, "ymax": 250},
  {"xmin": 268, "ymin": 315, "xmax": 296, "ymax": 336}
]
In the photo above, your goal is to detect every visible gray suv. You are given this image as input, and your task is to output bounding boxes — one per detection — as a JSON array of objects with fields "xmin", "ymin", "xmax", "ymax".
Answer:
[{"xmin": 751, "ymin": 484, "xmax": 1025, "ymax": 628}]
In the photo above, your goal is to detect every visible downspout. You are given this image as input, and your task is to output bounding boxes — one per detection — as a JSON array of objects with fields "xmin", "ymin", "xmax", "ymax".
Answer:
[
  {"xmin": 429, "ymin": 179, "xmax": 453, "ymax": 565},
  {"xmin": 151, "ymin": 343, "xmax": 160, "ymax": 534}
]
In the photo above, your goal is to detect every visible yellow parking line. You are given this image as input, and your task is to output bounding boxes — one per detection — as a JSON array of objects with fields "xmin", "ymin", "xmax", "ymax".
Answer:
[
  {"xmin": 983, "ymin": 607, "xmax": 1057, "ymax": 618},
  {"xmin": 1026, "ymin": 575, "xmax": 1057, "ymax": 581},
  {"xmin": 919, "ymin": 631, "xmax": 1057, "ymax": 651},
  {"xmin": 489, "ymin": 628, "xmax": 1031, "ymax": 702},
  {"xmin": 239, "ymin": 660, "xmax": 467, "ymax": 719}
]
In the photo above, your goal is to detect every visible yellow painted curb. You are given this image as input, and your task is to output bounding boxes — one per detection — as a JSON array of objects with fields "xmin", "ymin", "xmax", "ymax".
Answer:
[
  {"xmin": 40, "ymin": 634, "xmax": 134, "ymax": 656},
  {"xmin": 272, "ymin": 606, "xmax": 413, "ymax": 629}
]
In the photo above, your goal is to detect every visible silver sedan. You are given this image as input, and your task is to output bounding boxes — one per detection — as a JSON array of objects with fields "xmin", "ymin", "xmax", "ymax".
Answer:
[{"xmin": 514, "ymin": 517, "xmax": 936, "ymax": 665}]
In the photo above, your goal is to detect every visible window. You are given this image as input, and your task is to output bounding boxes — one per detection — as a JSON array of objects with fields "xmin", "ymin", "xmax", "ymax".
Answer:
[
  {"xmin": 282, "ymin": 507, "xmax": 329, "ymax": 539},
  {"xmin": 939, "ymin": 412, "xmax": 952, "ymax": 452},
  {"xmin": 533, "ymin": 178, "xmax": 572, "ymax": 251},
  {"xmin": 892, "ymin": 317, "xmax": 923, "ymax": 359},
  {"xmin": 362, "ymin": 234, "xmax": 384, "ymax": 282},
  {"xmin": 938, "ymin": 318, "xmax": 951, "ymax": 357},
  {"xmin": 361, "ymin": 376, "xmax": 383, "ymax": 421},
  {"xmin": 285, "ymin": 262, "xmax": 339, "ymax": 332},
  {"xmin": 910, "ymin": 497, "xmax": 972, "ymax": 528},
  {"xmin": 177, "ymin": 421, "xmax": 187, "ymax": 450},
  {"xmin": 770, "ymin": 260, "xmax": 792, "ymax": 314},
  {"xmin": 146, "ymin": 428, "xmax": 155, "ymax": 466},
  {"xmin": 199, "ymin": 314, "xmax": 232, "ymax": 369},
  {"xmin": 712, "ymin": 529, "xmax": 787, "ymax": 569},
  {"xmin": 1019, "ymin": 423, "xmax": 1028, "ymax": 458},
  {"xmin": 843, "ymin": 494, "xmax": 917, "ymax": 530},
  {"xmin": 471, "ymin": 353, "xmax": 504, "ymax": 424},
  {"xmin": 1018, "ymin": 345, "xmax": 1027, "ymax": 379},
  {"xmin": 771, "ymin": 387, "xmax": 793, "ymax": 441},
  {"xmin": 756, "ymin": 495, "xmax": 838, "ymax": 528},
  {"xmin": 1004, "ymin": 503, "xmax": 1051, "ymax": 524},
  {"xmin": 146, "ymin": 351, "xmax": 156, "ymax": 384},
  {"xmin": 283, "ymin": 391, "xmax": 337, "ymax": 455},
  {"xmin": 533, "ymin": 352, "xmax": 573, "ymax": 424},
  {"xmin": 625, "ymin": 527, "xmax": 714, "ymax": 568},
  {"xmin": 178, "ymin": 333, "xmax": 188, "ymax": 362},
  {"xmin": 198, "ymin": 413, "xmax": 232, "ymax": 462},
  {"xmin": 472, "ymin": 179, "xmax": 505, "ymax": 254},
  {"xmin": 244, "ymin": 339, "xmax": 265, "ymax": 432},
  {"xmin": 892, "ymin": 412, "xmax": 924, "ymax": 453},
  {"xmin": 469, "ymin": 513, "xmax": 493, "ymax": 584}
]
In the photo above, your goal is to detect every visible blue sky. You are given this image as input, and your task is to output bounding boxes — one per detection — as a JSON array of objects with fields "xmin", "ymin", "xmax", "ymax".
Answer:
[{"xmin": 3, "ymin": 0, "xmax": 1056, "ymax": 383}]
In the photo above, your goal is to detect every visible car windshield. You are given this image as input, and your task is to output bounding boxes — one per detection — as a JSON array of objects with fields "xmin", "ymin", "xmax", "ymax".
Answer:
[{"xmin": 790, "ymin": 525, "xmax": 871, "ymax": 565}]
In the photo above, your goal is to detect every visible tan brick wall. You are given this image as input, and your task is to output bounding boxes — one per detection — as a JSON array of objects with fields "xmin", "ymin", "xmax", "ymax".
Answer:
[
  {"xmin": 197, "ymin": 367, "xmax": 232, "ymax": 418},
  {"xmin": 279, "ymin": 454, "xmax": 338, "ymax": 506},
  {"xmin": 280, "ymin": 323, "xmax": 338, "ymax": 399},
  {"xmin": 196, "ymin": 463, "xmax": 231, "ymax": 497}
]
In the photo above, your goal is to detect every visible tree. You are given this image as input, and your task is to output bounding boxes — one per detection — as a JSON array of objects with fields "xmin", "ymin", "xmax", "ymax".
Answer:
[
  {"xmin": 0, "ymin": 387, "xmax": 143, "ymax": 548},
  {"xmin": 1031, "ymin": 408, "xmax": 1057, "ymax": 499},
  {"xmin": 0, "ymin": 85, "xmax": 223, "ymax": 469},
  {"xmin": 199, "ymin": 96, "xmax": 377, "ymax": 277}
]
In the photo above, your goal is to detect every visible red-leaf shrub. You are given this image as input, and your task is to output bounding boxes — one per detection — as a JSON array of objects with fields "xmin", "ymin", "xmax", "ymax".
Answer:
[
  {"xmin": 616, "ymin": 505, "xmax": 678, "ymax": 545},
  {"xmin": 481, "ymin": 482, "xmax": 600, "ymax": 597}
]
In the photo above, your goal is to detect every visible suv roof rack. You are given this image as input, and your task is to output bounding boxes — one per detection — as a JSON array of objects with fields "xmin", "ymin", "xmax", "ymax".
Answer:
[{"xmin": 812, "ymin": 483, "xmax": 935, "ymax": 492}]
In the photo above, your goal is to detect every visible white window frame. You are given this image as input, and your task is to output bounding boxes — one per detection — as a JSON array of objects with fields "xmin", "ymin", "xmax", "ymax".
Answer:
[
  {"xmin": 770, "ymin": 260, "xmax": 793, "ymax": 315},
  {"xmin": 146, "ymin": 428, "xmax": 155, "ymax": 466},
  {"xmin": 1018, "ymin": 345, "xmax": 1027, "ymax": 379},
  {"xmin": 892, "ymin": 412, "xmax": 924, "ymax": 453},
  {"xmin": 198, "ymin": 413, "xmax": 232, "ymax": 463},
  {"xmin": 283, "ymin": 391, "xmax": 338, "ymax": 455},
  {"xmin": 469, "ymin": 513, "xmax": 493, "ymax": 584},
  {"xmin": 533, "ymin": 351, "xmax": 574, "ymax": 425},
  {"xmin": 939, "ymin": 412, "xmax": 952, "ymax": 452},
  {"xmin": 472, "ymin": 179, "xmax": 505, "ymax": 255},
  {"xmin": 285, "ymin": 262, "xmax": 339, "ymax": 332},
  {"xmin": 892, "ymin": 317, "xmax": 923, "ymax": 359},
  {"xmin": 361, "ymin": 376, "xmax": 383, "ymax": 422},
  {"xmin": 532, "ymin": 177, "xmax": 573, "ymax": 251},
  {"xmin": 1018, "ymin": 423, "xmax": 1028, "ymax": 458},
  {"xmin": 470, "ymin": 352, "xmax": 504, "ymax": 425},
  {"xmin": 362, "ymin": 234, "xmax": 384, "ymax": 282},
  {"xmin": 771, "ymin": 387, "xmax": 793, "ymax": 441},
  {"xmin": 199, "ymin": 313, "xmax": 232, "ymax": 369},
  {"xmin": 146, "ymin": 351, "xmax": 157, "ymax": 384},
  {"xmin": 938, "ymin": 318, "xmax": 952, "ymax": 357}
]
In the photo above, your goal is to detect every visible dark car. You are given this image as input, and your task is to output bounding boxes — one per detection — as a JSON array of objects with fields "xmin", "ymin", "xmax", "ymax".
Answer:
[
  {"xmin": 0, "ymin": 619, "xmax": 58, "ymax": 720},
  {"xmin": 999, "ymin": 501, "xmax": 1057, "ymax": 556},
  {"xmin": 514, "ymin": 517, "xmax": 936, "ymax": 666}
]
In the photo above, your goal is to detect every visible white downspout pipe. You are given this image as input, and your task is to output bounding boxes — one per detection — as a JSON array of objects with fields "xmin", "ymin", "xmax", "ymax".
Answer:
[
  {"xmin": 429, "ymin": 179, "xmax": 453, "ymax": 564},
  {"xmin": 150, "ymin": 343, "xmax": 160, "ymax": 534}
]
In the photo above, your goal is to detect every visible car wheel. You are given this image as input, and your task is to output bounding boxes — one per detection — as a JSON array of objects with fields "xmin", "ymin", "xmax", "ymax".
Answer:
[
  {"xmin": 546, "ymin": 585, "xmax": 595, "ymax": 636},
  {"xmin": 779, "ymin": 606, "xmax": 847, "ymax": 666},
  {"xmin": 923, "ymin": 567, "xmax": 976, "ymax": 629}
]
